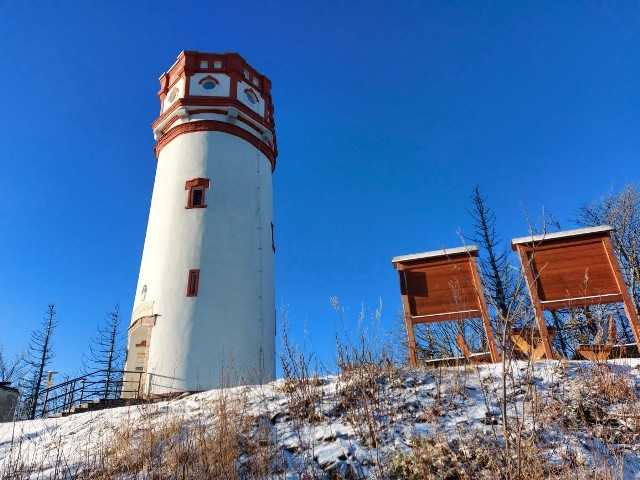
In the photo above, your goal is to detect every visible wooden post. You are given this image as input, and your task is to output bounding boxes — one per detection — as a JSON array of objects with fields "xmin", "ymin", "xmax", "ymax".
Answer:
[
  {"xmin": 399, "ymin": 270, "xmax": 418, "ymax": 367},
  {"xmin": 469, "ymin": 257, "xmax": 500, "ymax": 363},
  {"xmin": 515, "ymin": 246, "xmax": 554, "ymax": 360},
  {"xmin": 602, "ymin": 236, "xmax": 640, "ymax": 345}
]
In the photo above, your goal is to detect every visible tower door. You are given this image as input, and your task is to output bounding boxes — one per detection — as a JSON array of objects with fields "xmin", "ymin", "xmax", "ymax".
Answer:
[{"xmin": 123, "ymin": 318, "xmax": 154, "ymax": 398}]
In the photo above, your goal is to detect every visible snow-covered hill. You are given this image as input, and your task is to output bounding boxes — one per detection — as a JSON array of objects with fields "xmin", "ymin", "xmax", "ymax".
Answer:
[{"xmin": 2, "ymin": 360, "xmax": 640, "ymax": 479}]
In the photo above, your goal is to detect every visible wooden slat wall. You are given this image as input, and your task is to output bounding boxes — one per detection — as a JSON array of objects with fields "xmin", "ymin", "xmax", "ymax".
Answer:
[
  {"xmin": 526, "ymin": 238, "xmax": 619, "ymax": 301},
  {"xmin": 400, "ymin": 259, "xmax": 481, "ymax": 317}
]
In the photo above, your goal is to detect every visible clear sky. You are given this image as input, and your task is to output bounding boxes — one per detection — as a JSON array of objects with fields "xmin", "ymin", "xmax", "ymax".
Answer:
[{"xmin": 1, "ymin": 1, "xmax": 638, "ymax": 379}]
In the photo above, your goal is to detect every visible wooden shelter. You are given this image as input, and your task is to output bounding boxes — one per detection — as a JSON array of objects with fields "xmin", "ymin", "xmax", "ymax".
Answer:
[
  {"xmin": 511, "ymin": 225, "xmax": 640, "ymax": 360},
  {"xmin": 392, "ymin": 246, "xmax": 500, "ymax": 367}
]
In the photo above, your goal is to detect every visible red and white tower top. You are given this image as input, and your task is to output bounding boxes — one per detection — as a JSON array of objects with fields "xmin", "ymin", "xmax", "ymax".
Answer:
[{"xmin": 152, "ymin": 51, "xmax": 278, "ymax": 169}]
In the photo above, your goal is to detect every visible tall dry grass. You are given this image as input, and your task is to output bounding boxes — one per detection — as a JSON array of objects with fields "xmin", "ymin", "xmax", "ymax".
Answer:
[{"xmin": 1, "ymin": 300, "xmax": 639, "ymax": 479}]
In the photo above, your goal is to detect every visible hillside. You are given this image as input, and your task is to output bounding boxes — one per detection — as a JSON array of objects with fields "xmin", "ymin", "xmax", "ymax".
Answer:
[{"xmin": 2, "ymin": 359, "xmax": 640, "ymax": 479}]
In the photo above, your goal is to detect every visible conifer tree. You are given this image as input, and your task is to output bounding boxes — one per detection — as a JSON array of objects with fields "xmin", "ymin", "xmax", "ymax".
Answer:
[
  {"xmin": 82, "ymin": 305, "xmax": 124, "ymax": 399},
  {"xmin": 464, "ymin": 186, "xmax": 514, "ymax": 324},
  {"xmin": 22, "ymin": 304, "xmax": 58, "ymax": 419}
]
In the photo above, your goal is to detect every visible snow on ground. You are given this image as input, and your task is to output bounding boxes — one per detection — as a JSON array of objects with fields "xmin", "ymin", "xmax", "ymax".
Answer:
[{"xmin": 2, "ymin": 359, "xmax": 640, "ymax": 479}]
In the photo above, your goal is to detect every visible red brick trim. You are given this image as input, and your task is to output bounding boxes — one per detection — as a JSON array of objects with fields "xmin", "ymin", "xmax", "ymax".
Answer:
[
  {"xmin": 158, "ymin": 52, "xmax": 273, "ymax": 102},
  {"xmin": 185, "ymin": 178, "xmax": 210, "ymax": 208},
  {"xmin": 162, "ymin": 116, "xmax": 181, "ymax": 132},
  {"xmin": 183, "ymin": 108, "xmax": 228, "ymax": 116},
  {"xmin": 158, "ymin": 110, "xmax": 267, "ymax": 143},
  {"xmin": 152, "ymin": 97, "xmax": 275, "ymax": 131},
  {"xmin": 186, "ymin": 269, "xmax": 200, "ymax": 297},
  {"xmin": 185, "ymin": 178, "xmax": 210, "ymax": 189},
  {"xmin": 185, "ymin": 109, "xmax": 264, "ymax": 135},
  {"xmin": 155, "ymin": 120, "xmax": 277, "ymax": 171}
]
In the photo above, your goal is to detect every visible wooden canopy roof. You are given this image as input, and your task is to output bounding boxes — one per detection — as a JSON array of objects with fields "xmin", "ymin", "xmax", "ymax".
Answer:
[
  {"xmin": 392, "ymin": 246, "xmax": 499, "ymax": 366},
  {"xmin": 512, "ymin": 225, "xmax": 640, "ymax": 359}
]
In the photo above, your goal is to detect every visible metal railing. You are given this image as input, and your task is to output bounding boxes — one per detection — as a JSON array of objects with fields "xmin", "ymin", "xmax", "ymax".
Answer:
[{"xmin": 27, "ymin": 370, "xmax": 143, "ymax": 419}]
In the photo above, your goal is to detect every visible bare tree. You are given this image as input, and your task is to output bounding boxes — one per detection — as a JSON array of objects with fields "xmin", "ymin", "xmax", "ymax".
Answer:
[
  {"xmin": 21, "ymin": 304, "xmax": 58, "ymax": 419},
  {"xmin": 572, "ymin": 183, "xmax": 640, "ymax": 347},
  {"xmin": 82, "ymin": 305, "xmax": 125, "ymax": 399},
  {"xmin": 574, "ymin": 183, "xmax": 640, "ymax": 316},
  {"xmin": 0, "ymin": 344, "xmax": 25, "ymax": 384}
]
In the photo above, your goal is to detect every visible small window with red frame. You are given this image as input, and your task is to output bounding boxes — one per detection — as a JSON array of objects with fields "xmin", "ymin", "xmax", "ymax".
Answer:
[
  {"xmin": 186, "ymin": 269, "xmax": 200, "ymax": 297},
  {"xmin": 185, "ymin": 178, "xmax": 210, "ymax": 208}
]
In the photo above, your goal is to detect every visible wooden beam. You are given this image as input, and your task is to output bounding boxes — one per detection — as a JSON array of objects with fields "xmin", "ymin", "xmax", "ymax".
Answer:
[
  {"xmin": 601, "ymin": 236, "xmax": 640, "ymax": 346},
  {"xmin": 511, "ymin": 232, "xmax": 611, "ymax": 251},
  {"xmin": 539, "ymin": 294, "xmax": 624, "ymax": 311},
  {"xmin": 469, "ymin": 256, "xmax": 500, "ymax": 363},
  {"xmin": 399, "ymin": 271, "xmax": 418, "ymax": 367},
  {"xmin": 515, "ymin": 246, "xmax": 555, "ymax": 360},
  {"xmin": 410, "ymin": 309, "xmax": 482, "ymax": 323},
  {"xmin": 457, "ymin": 335, "xmax": 480, "ymax": 365}
]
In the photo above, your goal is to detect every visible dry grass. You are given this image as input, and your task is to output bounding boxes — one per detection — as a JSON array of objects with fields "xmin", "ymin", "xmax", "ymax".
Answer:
[
  {"xmin": 3, "ymin": 317, "xmax": 640, "ymax": 480},
  {"xmin": 69, "ymin": 386, "xmax": 276, "ymax": 479},
  {"xmin": 2, "ymin": 360, "xmax": 639, "ymax": 479},
  {"xmin": 386, "ymin": 424, "xmax": 626, "ymax": 480},
  {"xmin": 387, "ymin": 434, "xmax": 503, "ymax": 480}
]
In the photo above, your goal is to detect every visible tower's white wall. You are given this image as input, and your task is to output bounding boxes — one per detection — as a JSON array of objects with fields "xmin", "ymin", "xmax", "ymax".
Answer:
[{"xmin": 132, "ymin": 131, "xmax": 275, "ymax": 393}]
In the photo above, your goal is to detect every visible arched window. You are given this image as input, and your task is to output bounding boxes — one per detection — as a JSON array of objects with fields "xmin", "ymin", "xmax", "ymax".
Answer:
[
  {"xmin": 244, "ymin": 88, "xmax": 259, "ymax": 105},
  {"xmin": 185, "ymin": 178, "xmax": 211, "ymax": 209},
  {"xmin": 199, "ymin": 75, "xmax": 219, "ymax": 92}
]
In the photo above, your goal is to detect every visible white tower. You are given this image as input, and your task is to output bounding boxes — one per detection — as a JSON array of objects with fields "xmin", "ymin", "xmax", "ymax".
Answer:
[{"xmin": 124, "ymin": 51, "xmax": 278, "ymax": 394}]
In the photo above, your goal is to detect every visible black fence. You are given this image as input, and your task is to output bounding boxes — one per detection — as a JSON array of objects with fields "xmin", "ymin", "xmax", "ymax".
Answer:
[{"xmin": 27, "ymin": 370, "xmax": 143, "ymax": 419}]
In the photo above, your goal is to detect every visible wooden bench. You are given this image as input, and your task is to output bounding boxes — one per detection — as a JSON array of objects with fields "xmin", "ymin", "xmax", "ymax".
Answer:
[
  {"xmin": 511, "ymin": 326, "xmax": 556, "ymax": 360},
  {"xmin": 419, "ymin": 335, "xmax": 494, "ymax": 367},
  {"xmin": 457, "ymin": 334, "xmax": 495, "ymax": 365},
  {"xmin": 576, "ymin": 315, "xmax": 616, "ymax": 361}
]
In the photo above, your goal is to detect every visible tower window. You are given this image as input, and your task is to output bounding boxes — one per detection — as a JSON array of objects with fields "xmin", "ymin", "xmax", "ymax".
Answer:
[
  {"xmin": 191, "ymin": 188, "xmax": 203, "ymax": 206},
  {"xmin": 245, "ymin": 89, "xmax": 259, "ymax": 105},
  {"xmin": 186, "ymin": 269, "xmax": 200, "ymax": 297},
  {"xmin": 185, "ymin": 178, "xmax": 210, "ymax": 209},
  {"xmin": 199, "ymin": 75, "xmax": 219, "ymax": 92}
]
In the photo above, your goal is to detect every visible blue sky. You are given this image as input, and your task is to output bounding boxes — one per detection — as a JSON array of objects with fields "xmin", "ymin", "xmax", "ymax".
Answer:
[{"xmin": 1, "ymin": 1, "xmax": 638, "ymax": 379}]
